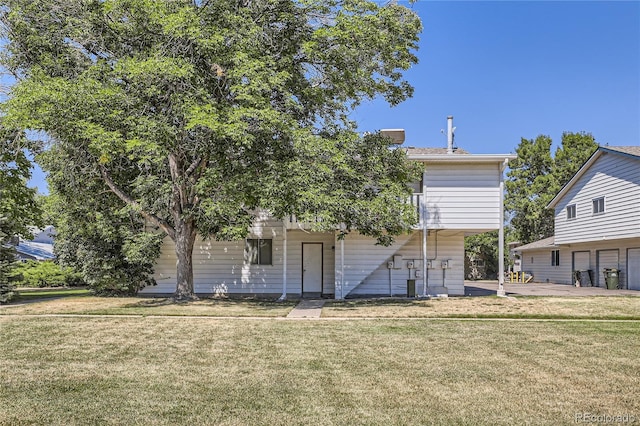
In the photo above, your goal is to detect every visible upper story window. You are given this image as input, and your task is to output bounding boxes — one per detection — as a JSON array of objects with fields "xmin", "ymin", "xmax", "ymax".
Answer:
[
  {"xmin": 245, "ymin": 239, "xmax": 273, "ymax": 265},
  {"xmin": 551, "ymin": 250, "xmax": 560, "ymax": 266},
  {"xmin": 566, "ymin": 204, "xmax": 576, "ymax": 220},
  {"xmin": 592, "ymin": 197, "xmax": 605, "ymax": 215}
]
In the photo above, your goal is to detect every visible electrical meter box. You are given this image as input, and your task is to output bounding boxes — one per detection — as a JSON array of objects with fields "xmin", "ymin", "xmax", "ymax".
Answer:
[{"xmin": 407, "ymin": 260, "xmax": 415, "ymax": 269}]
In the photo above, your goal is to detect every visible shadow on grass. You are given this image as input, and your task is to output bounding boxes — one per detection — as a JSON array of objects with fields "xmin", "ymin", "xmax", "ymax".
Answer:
[
  {"xmin": 122, "ymin": 297, "xmax": 298, "ymax": 312},
  {"xmin": 325, "ymin": 298, "xmax": 435, "ymax": 311}
]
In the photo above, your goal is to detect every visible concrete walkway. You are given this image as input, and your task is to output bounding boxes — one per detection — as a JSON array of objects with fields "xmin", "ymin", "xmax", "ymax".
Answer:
[{"xmin": 286, "ymin": 299, "xmax": 326, "ymax": 319}]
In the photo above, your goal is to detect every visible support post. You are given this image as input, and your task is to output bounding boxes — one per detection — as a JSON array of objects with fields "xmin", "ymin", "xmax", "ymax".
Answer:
[
  {"xmin": 497, "ymin": 159, "xmax": 507, "ymax": 297},
  {"xmin": 422, "ymin": 169, "xmax": 428, "ymax": 297},
  {"xmin": 340, "ymin": 233, "xmax": 345, "ymax": 300},
  {"xmin": 279, "ymin": 223, "xmax": 287, "ymax": 301}
]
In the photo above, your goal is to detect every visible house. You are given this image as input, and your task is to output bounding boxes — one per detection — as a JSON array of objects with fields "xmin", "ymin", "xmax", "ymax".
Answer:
[
  {"xmin": 514, "ymin": 146, "xmax": 640, "ymax": 290},
  {"xmin": 13, "ymin": 226, "xmax": 56, "ymax": 261},
  {"xmin": 141, "ymin": 120, "xmax": 515, "ymax": 298}
]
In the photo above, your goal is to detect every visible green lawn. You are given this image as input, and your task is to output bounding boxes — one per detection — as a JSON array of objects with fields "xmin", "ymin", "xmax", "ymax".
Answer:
[{"xmin": 1, "ymin": 316, "xmax": 638, "ymax": 425}]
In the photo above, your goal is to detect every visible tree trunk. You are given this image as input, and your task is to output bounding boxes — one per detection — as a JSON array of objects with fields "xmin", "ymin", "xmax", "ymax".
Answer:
[{"xmin": 173, "ymin": 219, "xmax": 197, "ymax": 300}]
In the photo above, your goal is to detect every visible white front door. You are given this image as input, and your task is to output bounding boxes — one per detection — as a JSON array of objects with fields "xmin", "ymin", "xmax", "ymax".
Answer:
[
  {"xmin": 628, "ymin": 248, "xmax": 640, "ymax": 291},
  {"xmin": 302, "ymin": 243, "xmax": 323, "ymax": 294}
]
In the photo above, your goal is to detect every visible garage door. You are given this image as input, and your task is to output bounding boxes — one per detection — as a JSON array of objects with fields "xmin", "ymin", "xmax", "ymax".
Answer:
[
  {"xmin": 572, "ymin": 251, "xmax": 591, "ymax": 285},
  {"xmin": 597, "ymin": 250, "xmax": 619, "ymax": 288},
  {"xmin": 628, "ymin": 248, "xmax": 640, "ymax": 291},
  {"xmin": 573, "ymin": 251, "xmax": 590, "ymax": 270}
]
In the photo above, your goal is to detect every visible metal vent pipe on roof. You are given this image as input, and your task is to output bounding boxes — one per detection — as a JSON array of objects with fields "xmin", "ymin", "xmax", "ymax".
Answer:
[{"xmin": 447, "ymin": 116, "xmax": 454, "ymax": 154}]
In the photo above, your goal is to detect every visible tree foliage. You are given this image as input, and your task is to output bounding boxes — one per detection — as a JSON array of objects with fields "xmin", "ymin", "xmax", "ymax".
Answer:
[
  {"xmin": 1, "ymin": 0, "xmax": 422, "ymax": 298},
  {"xmin": 505, "ymin": 132, "xmax": 598, "ymax": 244},
  {"xmin": 0, "ymin": 123, "xmax": 42, "ymax": 302}
]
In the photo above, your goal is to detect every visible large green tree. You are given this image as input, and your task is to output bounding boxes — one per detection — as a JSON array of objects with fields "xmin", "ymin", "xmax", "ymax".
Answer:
[
  {"xmin": 1, "ymin": 0, "xmax": 422, "ymax": 299},
  {"xmin": 0, "ymin": 124, "xmax": 42, "ymax": 302},
  {"xmin": 505, "ymin": 132, "xmax": 598, "ymax": 244}
]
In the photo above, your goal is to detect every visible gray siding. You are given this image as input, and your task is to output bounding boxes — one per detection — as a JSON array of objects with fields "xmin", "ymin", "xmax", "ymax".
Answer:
[
  {"xmin": 554, "ymin": 153, "xmax": 640, "ymax": 244},
  {"xmin": 520, "ymin": 248, "xmax": 572, "ymax": 285},
  {"xmin": 519, "ymin": 238, "xmax": 640, "ymax": 288},
  {"xmin": 425, "ymin": 163, "xmax": 501, "ymax": 230}
]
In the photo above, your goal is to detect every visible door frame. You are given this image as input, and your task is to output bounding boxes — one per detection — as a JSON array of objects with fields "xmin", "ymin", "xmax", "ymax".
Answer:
[{"xmin": 302, "ymin": 242, "xmax": 324, "ymax": 295}]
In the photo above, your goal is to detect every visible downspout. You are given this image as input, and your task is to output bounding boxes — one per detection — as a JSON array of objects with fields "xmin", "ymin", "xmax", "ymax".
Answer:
[
  {"xmin": 497, "ymin": 159, "xmax": 508, "ymax": 297},
  {"xmin": 278, "ymin": 222, "xmax": 287, "ymax": 301}
]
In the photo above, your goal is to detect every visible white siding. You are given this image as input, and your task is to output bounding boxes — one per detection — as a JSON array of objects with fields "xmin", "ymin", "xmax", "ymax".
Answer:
[
  {"xmin": 142, "ymin": 214, "xmax": 336, "ymax": 296},
  {"xmin": 424, "ymin": 163, "xmax": 501, "ymax": 230},
  {"xmin": 519, "ymin": 238, "xmax": 640, "ymax": 289},
  {"xmin": 341, "ymin": 231, "xmax": 465, "ymax": 297},
  {"xmin": 284, "ymin": 230, "xmax": 335, "ymax": 296},
  {"xmin": 520, "ymin": 248, "xmax": 572, "ymax": 285},
  {"xmin": 554, "ymin": 153, "xmax": 640, "ymax": 244},
  {"xmin": 141, "ymin": 214, "xmax": 287, "ymax": 296}
]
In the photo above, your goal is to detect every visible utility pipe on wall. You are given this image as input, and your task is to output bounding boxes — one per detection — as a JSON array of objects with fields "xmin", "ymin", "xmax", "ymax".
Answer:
[{"xmin": 279, "ymin": 222, "xmax": 287, "ymax": 301}]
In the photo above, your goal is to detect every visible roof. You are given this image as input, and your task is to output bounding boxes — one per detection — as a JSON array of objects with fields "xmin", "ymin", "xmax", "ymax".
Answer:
[
  {"xmin": 547, "ymin": 145, "xmax": 640, "ymax": 208},
  {"xmin": 512, "ymin": 236, "xmax": 556, "ymax": 252},
  {"xmin": 405, "ymin": 147, "xmax": 516, "ymax": 166},
  {"xmin": 602, "ymin": 146, "xmax": 640, "ymax": 157},
  {"xmin": 406, "ymin": 147, "xmax": 470, "ymax": 155},
  {"xmin": 15, "ymin": 241, "xmax": 55, "ymax": 261}
]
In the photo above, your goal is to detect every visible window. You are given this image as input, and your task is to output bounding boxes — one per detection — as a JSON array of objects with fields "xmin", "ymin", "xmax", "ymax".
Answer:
[
  {"xmin": 245, "ymin": 239, "xmax": 272, "ymax": 265},
  {"xmin": 551, "ymin": 250, "xmax": 560, "ymax": 266},
  {"xmin": 592, "ymin": 197, "xmax": 605, "ymax": 214},
  {"xmin": 566, "ymin": 204, "xmax": 576, "ymax": 220}
]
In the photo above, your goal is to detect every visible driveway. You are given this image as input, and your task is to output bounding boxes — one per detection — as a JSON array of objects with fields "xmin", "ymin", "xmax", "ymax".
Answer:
[{"xmin": 464, "ymin": 280, "xmax": 640, "ymax": 297}]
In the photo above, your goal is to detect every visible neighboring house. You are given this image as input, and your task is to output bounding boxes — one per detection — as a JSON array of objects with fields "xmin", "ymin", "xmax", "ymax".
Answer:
[
  {"xmin": 141, "ymin": 123, "xmax": 515, "ymax": 299},
  {"xmin": 514, "ymin": 146, "xmax": 640, "ymax": 290},
  {"xmin": 14, "ymin": 226, "xmax": 56, "ymax": 261}
]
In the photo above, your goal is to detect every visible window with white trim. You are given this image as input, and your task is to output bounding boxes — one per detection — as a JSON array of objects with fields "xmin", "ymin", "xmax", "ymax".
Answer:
[
  {"xmin": 566, "ymin": 204, "xmax": 576, "ymax": 220},
  {"xmin": 245, "ymin": 239, "xmax": 272, "ymax": 265},
  {"xmin": 551, "ymin": 250, "xmax": 560, "ymax": 266},
  {"xmin": 592, "ymin": 197, "xmax": 605, "ymax": 215}
]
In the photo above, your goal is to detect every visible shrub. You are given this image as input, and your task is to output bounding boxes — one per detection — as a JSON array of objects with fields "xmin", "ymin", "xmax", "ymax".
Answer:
[{"xmin": 12, "ymin": 260, "xmax": 85, "ymax": 288}]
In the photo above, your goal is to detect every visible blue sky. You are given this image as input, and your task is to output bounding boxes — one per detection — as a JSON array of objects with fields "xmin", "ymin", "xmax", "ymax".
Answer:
[
  {"xmin": 20, "ymin": 1, "xmax": 640, "ymax": 192},
  {"xmin": 353, "ymin": 0, "xmax": 640, "ymax": 153}
]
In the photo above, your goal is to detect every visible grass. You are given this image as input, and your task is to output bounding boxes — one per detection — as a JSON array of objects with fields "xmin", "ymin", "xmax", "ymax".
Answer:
[
  {"xmin": 4, "ymin": 294, "xmax": 640, "ymax": 320},
  {"xmin": 1, "ymin": 316, "xmax": 638, "ymax": 425},
  {"xmin": 0, "ymin": 295, "xmax": 297, "ymax": 317},
  {"xmin": 322, "ymin": 296, "xmax": 640, "ymax": 320},
  {"xmin": 14, "ymin": 287, "xmax": 91, "ymax": 301}
]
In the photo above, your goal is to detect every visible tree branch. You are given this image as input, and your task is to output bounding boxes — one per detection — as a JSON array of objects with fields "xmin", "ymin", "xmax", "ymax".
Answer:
[{"xmin": 99, "ymin": 165, "xmax": 175, "ymax": 240}]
